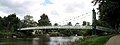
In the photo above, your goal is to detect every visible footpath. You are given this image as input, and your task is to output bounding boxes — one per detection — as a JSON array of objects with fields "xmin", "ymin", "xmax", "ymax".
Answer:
[{"xmin": 105, "ymin": 35, "xmax": 120, "ymax": 45}]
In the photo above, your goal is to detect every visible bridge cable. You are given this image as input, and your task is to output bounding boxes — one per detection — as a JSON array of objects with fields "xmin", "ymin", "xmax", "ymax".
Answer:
[{"xmin": 58, "ymin": 11, "xmax": 91, "ymax": 25}]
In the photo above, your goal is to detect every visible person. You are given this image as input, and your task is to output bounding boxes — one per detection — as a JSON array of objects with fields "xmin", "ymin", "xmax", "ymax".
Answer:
[{"xmin": 75, "ymin": 34, "xmax": 78, "ymax": 37}]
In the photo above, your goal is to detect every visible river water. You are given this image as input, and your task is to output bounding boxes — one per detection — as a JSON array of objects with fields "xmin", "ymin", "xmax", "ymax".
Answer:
[{"xmin": 0, "ymin": 36, "xmax": 83, "ymax": 45}]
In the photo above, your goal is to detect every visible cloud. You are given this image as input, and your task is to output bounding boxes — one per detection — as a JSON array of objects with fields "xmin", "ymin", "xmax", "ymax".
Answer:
[
  {"xmin": 64, "ymin": 1, "xmax": 85, "ymax": 13},
  {"xmin": 0, "ymin": 0, "xmax": 42, "ymax": 15},
  {"xmin": 50, "ymin": 10, "xmax": 59, "ymax": 15},
  {"xmin": 0, "ymin": 0, "xmax": 95, "ymax": 25}
]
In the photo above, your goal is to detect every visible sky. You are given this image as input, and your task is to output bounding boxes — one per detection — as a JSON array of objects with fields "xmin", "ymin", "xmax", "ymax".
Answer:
[{"xmin": 0, "ymin": 0, "xmax": 98, "ymax": 25}]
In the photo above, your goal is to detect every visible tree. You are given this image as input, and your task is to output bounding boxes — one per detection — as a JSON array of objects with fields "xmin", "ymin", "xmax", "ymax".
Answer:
[
  {"xmin": 1, "ymin": 13, "xmax": 23, "ymax": 37},
  {"xmin": 0, "ymin": 14, "xmax": 22, "ymax": 38},
  {"xmin": 0, "ymin": 16, "xmax": 3, "ymax": 30},
  {"xmin": 60, "ymin": 22, "xmax": 73, "ymax": 36},
  {"xmin": 22, "ymin": 15, "xmax": 37, "ymax": 27},
  {"xmin": 75, "ymin": 23, "xmax": 79, "ymax": 26},
  {"xmin": 3, "ymin": 13, "xmax": 20, "ymax": 31},
  {"xmin": 82, "ymin": 21, "xmax": 86, "ymax": 26},
  {"xmin": 92, "ymin": 0, "xmax": 120, "ymax": 30},
  {"xmin": 37, "ymin": 13, "xmax": 51, "ymax": 34},
  {"xmin": 86, "ymin": 22, "xmax": 90, "ymax": 26},
  {"xmin": 20, "ymin": 15, "xmax": 37, "ymax": 36},
  {"xmin": 67, "ymin": 22, "xmax": 72, "ymax": 26},
  {"xmin": 54, "ymin": 23, "xmax": 58, "ymax": 26},
  {"xmin": 38, "ymin": 13, "xmax": 51, "ymax": 26}
]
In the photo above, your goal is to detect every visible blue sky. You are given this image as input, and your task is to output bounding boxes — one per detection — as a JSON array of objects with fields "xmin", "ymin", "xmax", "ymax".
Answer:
[
  {"xmin": 42, "ymin": 0, "xmax": 53, "ymax": 6},
  {"xmin": 0, "ymin": 0, "xmax": 98, "ymax": 25}
]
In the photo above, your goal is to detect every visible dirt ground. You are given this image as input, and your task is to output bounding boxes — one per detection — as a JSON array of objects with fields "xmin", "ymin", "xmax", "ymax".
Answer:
[{"xmin": 105, "ymin": 35, "xmax": 120, "ymax": 45}]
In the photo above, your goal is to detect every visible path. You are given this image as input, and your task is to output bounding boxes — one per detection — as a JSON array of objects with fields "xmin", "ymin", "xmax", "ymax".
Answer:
[{"xmin": 105, "ymin": 35, "xmax": 120, "ymax": 45}]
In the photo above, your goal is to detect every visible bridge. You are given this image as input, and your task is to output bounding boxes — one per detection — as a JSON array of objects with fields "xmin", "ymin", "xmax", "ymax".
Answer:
[
  {"xmin": 18, "ymin": 26, "xmax": 116, "ymax": 33},
  {"xmin": 18, "ymin": 9, "xmax": 116, "ymax": 34}
]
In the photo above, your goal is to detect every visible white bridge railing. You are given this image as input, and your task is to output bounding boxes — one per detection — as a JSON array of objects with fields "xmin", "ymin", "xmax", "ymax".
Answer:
[
  {"xmin": 18, "ymin": 26, "xmax": 92, "ymax": 30},
  {"xmin": 18, "ymin": 26, "xmax": 116, "ymax": 33}
]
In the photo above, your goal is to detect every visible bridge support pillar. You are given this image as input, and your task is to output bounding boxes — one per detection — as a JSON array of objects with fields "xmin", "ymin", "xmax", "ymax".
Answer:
[{"xmin": 92, "ymin": 9, "xmax": 96, "ymax": 35}]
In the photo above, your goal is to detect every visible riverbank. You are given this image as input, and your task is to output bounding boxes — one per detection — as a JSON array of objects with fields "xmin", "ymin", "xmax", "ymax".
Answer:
[{"xmin": 76, "ymin": 35, "xmax": 113, "ymax": 45}]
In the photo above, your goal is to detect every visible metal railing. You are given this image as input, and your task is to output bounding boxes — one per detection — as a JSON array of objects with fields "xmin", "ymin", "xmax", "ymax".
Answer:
[{"xmin": 18, "ymin": 26, "xmax": 116, "ymax": 33}]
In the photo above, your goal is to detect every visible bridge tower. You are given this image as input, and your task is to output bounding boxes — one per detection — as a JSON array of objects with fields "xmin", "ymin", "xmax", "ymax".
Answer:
[{"xmin": 92, "ymin": 9, "xmax": 96, "ymax": 35}]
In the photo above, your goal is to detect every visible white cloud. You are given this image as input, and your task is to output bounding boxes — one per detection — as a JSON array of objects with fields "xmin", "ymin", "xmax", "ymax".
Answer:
[{"xmin": 0, "ymin": 0, "xmax": 97, "ymax": 25}]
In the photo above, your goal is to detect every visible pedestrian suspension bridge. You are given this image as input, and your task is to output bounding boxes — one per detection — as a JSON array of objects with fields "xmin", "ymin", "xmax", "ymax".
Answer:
[{"xmin": 18, "ymin": 9, "xmax": 116, "ymax": 33}]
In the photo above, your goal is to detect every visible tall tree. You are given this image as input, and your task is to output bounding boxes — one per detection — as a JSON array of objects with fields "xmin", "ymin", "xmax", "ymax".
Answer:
[
  {"xmin": 38, "ymin": 13, "xmax": 51, "ymax": 26},
  {"xmin": 92, "ymin": 0, "xmax": 120, "ymax": 30},
  {"xmin": 3, "ymin": 13, "xmax": 20, "ymax": 31},
  {"xmin": 19, "ymin": 15, "xmax": 37, "ymax": 36},
  {"xmin": 22, "ymin": 15, "xmax": 37, "ymax": 27},
  {"xmin": 0, "ymin": 16, "xmax": 3, "ymax": 30}
]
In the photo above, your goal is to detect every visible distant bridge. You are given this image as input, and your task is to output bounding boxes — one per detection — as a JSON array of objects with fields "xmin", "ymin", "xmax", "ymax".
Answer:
[
  {"xmin": 18, "ymin": 26, "xmax": 116, "ymax": 33},
  {"xmin": 17, "ymin": 9, "xmax": 117, "ymax": 34}
]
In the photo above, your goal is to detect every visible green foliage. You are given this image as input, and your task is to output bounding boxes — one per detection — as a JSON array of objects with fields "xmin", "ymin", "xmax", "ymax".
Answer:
[
  {"xmin": 48, "ymin": 32, "xmax": 60, "ymax": 36},
  {"xmin": 82, "ymin": 21, "xmax": 90, "ymax": 26},
  {"xmin": 0, "ymin": 30, "xmax": 16, "ymax": 38},
  {"xmin": 67, "ymin": 22, "xmax": 72, "ymax": 26},
  {"xmin": 92, "ymin": 0, "xmax": 120, "ymax": 30},
  {"xmin": 80, "ymin": 29, "xmax": 93, "ymax": 36},
  {"xmin": 18, "ymin": 15, "xmax": 38, "ymax": 37},
  {"xmin": 82, "ymin": 21, "xmax": 86, "ymax": 26},
  {"xmin": 0, "ymin": 16, "xmax": 3, "ymax": 30},
  {"xmin": 22, "ymin": 15, "xmax": 37, "ymax": 27},
  {"xmin": 59, "ymin": 30, "xmax": 70, "ymax": 36},
  {"xmin": 38, "ymin": 13, "xmax": 51, "ymax": 26},
  {"xmin": 75, "ymin": 23, "xmax": 79, "ymax": 26},
  {"xmin": 0, "ymin": 14, "xmax": 38, "ymax": 38},
  {"xmin": 77, "ymin": 35, "xmax": 112, "ymax": 45},
  {"xmin": 0, "ymin": 13, "xmax": 53, "ymax": 38},
  {"xmin": 0, "ymin": 13, "xmax": 23, "ymax": 38},
  {"xmin": 59, "ymin": 29, "xmax": 82, "ymax": 36},
  {"xmin": 54, "ymin": 23, "xmax": 58, "ymax": 26},
  {"xmin": 0, "ymin": 13, "xmax": 20, "ymax": 31}
]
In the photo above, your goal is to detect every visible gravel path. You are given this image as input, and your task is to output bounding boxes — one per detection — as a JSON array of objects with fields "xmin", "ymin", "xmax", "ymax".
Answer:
[{"xmin": 105, "ymin": 35, "xmax": 120, "ymax": 45}]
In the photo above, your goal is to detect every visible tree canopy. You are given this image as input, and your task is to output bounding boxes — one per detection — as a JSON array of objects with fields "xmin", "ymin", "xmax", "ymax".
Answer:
[
  {"xmin": 1, "ymin": 13, "xmax": 20, "ymax": 31},
  {"xmin": 67, "ymin": 22, "xmax": 72, "ymax": 26},
  {"xmin": 54, "ymin": 23, "xmax": 58, "ymax": 26},
  {"xmin": 38, "ymin": 13, "xmax": 51, "ymax": 26},
  {"xmin": 92, "ymin": 0, "xmax": 120, "ymax": 30},
  {"xmin": 21, "ymin": 15, "xmax": 37, "ymax": 27}
]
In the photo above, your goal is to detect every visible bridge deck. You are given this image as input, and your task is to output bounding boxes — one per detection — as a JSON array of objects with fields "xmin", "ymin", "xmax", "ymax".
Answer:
[
  {"xmin": 18, "ymin": 26, "xmax": 116, "ymax": 33},
  {"xmin": 18, "ymin": 26, "xmax": 92, "ymax": 30}
]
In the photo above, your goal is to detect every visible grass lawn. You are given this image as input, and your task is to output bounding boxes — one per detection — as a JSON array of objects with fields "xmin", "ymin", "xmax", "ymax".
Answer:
[{"xmin": 76, "ymin": 35, "xmax": 112, "ymax": 45}]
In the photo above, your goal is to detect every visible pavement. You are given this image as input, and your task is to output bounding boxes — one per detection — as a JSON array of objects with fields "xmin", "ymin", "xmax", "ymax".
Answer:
[{"xmin": 105, "ymin": 35, "xmax": 120, "ymax": 45}]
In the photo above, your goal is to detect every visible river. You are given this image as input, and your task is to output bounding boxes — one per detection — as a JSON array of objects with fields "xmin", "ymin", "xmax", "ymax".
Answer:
[{"xmin": 0, "ymin": 36, "xmax": 83, "ymax": 45}]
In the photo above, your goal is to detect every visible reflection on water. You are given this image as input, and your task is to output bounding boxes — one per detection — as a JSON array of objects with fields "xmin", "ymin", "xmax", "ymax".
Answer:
[
  {"xmin": 32, "ymin": 38, "xmax": 40, "ymax": 45},
  {"xmin": 0, "ymin": 36, "xmax": 83, "ymax": 45}
]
